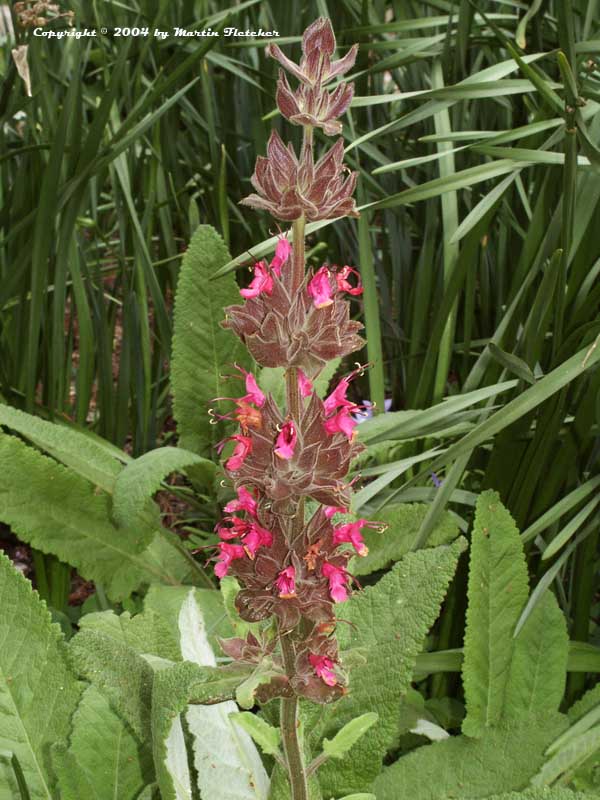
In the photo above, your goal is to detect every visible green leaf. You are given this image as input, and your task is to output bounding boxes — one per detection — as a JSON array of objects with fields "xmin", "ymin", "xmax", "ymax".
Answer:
[
  {"xmin": 151, "ymin": 660, "xmax": 258, "ymax": 800},
  {"xmin": 322, "ymin": 714, "xmax": 379, "ymax": 760},
  {"xmin": 112, "ymin": 446, "xmax": 211, "ymax": 528},
  {"xmin": 373, "ymin": 716, "xmax": 568, "ymax": 800},
  {"xmin": 504, "ymin": 592, "xmax": 568, "ymax": 719},
  {"xmin": 531, "ymin": 726, "xmax": 600, "ymax": 787},
  {"xmin": 78, "ymin": 608, "xmax": 181, "ymax": 663},
  {"xmin": 0, "ymin": 552, "xmax": 81, "ymax": 800},
  {"xmin": 171, "ymin": 225, "xmax": 250, "ymax": 457},
  {"xmin": 487, "ymin": 343, "xmax": 537, "ymax": 385},
  {"xmin": 230, "ymin": 713, "xmax": 282, "ymax": 758},
  {"xmin": 144, "ymin": 584, "xmax": 233, "ymax": 654},
  {"xmin": 0, "ymin": 433, "xmax": 185, "ymax": 600},
  {"xmin": 52, "ymin": 686, "xmax": 153, "ymax": 800},
  {"xmin": 462, "ymin": 491, "xmax": 530, "ymax": 737},
  {"xmin": 69, "ymin": 629, "xmax": 155, "ymax": 740},
  {"xmin": 315, "ymin": 538, "xmax": 467, "ymax": 796},
  {"xmin": 351, "ymin": 503, "xmax": 459, "ymax": 576},
  {"xmin": 0, "ymin": 403, "xmax": 125, "ymax": 492}
]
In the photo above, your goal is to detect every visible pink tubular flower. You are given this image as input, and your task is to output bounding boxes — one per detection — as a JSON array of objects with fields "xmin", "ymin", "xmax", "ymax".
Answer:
[
  {"xmin": 307, "ymin": 266, "xmax": 334, "ymax": 308},
  {"xmin": 274, "ymin": 421, "xmax": 297, "ymax": 459},
  {"xmin": 217, "ymin": 516, "xmax": 251, "ymax": 540},
  {"xmin": 221, "ymin": 435, "xmax": 253, "ymax": 472},
  {"xmin": 215, "ymin": 542, "xmax": 246, "ymax": 578},
  {"xmin": 224, "ymin": 486, "xmax": 258, "ymax": 517},
  {"xmin": 324, "ymin": 375, "xmax": 355, "ymax": 414},
  {"xmin": 321, "ymin": 561, "xmax": 350, "ymax": 602},
  {"xmin": 240, "ymin": 261, "xmax": 273, "ymax": 299},
  {"xmin": 324, "ymin": 505, "xmax": 347, "ymax": 519},
  {"xmin": 336, "ymin": 265, "xmax": 363, "ymax": 296},
  {"xmin": 323, "ymin": 407, "xmax": 358, "ymax": 440},
  {"xmin": 275, "ymin": 565, "xmax": 296, "ymax": 598},
  {"xmin": 270, "ymin": 237, "xmax": 292, "ymax": 276},
  {"xmin": 333, "ymin": 520, "xmax": 369, "ymax": 556},
  {"xmin": 243, "ymin": 522, "xmax": 274, "ymax": 558},
  {"xmin": 297, "ymin": 369, "xmax": 313, "ymax": 398},
  {"xmin": 236, "ymin": 366, "xmax": 266, "ymax": 407},
  {"xmin": 309, "ymin": 653, "xmax": 338, "ymax": 686}
]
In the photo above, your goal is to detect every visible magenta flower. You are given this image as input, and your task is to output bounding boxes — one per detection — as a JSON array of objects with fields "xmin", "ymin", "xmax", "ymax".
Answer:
[
  {"xmin": 224, "ymin": 485, "xmax": 258, "ymax": 517},
  {"xmin": 321, "ymin": 561, "xmax": 349, "ymax": 602},
  {"xmin": 271, "ymin": 237, "xmax": 292, "ymax": 274},
  {"xmin": 309, "ymin": 653, "xmax": 338, "ymax": 686},
  {"xmin": 240, "ymin": 262, "xmax": 274, "ymax": 299},
  {"xmin": 297, "ymin": 369, "xmax": 313, "ymax": 398},
  {"xmin": 324, "ymin": 505, "xmax": 347, "ymax": 519},
  {"xmin": 274, "ymin": 420, "xmax": 297, "ymax": 460},
  {"xmin": 336, "ymin": 265, "xmax": 364, "ymax": 296},
  {"xmin": 275, "ymin": 565, "xmax": 296, "ymax": 598},
  {"xmin": 243, "ymin": 522, "xmax": 274, "ymax": 558},
  {"xmin": 324, "ymin": 374, "xmax": 355, "ymax": 414},
  {"xmin": 323, "ymin": 406, "xmax": 358, "ymax": 440},
  {"xmin": 333, "ymin": 519, "xmax": 369, "ymax": 556},
  {"xmin": 236, "ymin": 366, "xmax": 266, "ymax": 407},
  {"xmin": 215, "ymin": 542, "xmax": 246, "ymax": 578},
  {"xmin": 308, "ymin": 266, "xmax": 335, "ymax": 309},
  {"xmin": 217, "ymin": 515, "xmax": 252, "ymax": 540},
  {"xmin": 220, "ymin": 435, "xmax": 253, "ymax": 472}
]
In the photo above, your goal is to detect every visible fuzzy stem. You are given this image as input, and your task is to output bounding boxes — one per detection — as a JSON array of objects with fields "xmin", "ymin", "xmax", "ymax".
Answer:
[
  {"xmin": 279, "ymin": 632, "xmax": 309, "ymax": 800},
  {"xmin": 279, "ymin": 211, "xmax": 309, "ymax": 800}
]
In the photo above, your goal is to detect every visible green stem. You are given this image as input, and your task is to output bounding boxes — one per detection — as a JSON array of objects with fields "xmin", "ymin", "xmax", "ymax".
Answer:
[{"xmin": 279, "ymin": 632, "xmax": 308, "ymax": 800}]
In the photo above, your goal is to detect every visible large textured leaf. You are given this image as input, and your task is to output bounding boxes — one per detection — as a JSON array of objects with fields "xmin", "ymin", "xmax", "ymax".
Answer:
[
  {"xmin": 78, "ymin": 608, "xmax": 181, "ymax": 662},
  {"xmin": 462, "ymin": 491, "xmax": 529, "ymax": 736},
  {"xmin": 0, "ymin": 433, "xmax": 189, "ymax": 600},
  {"xmin": 112, "ymin": 446, "xmax": 211, "ymax": 528},
  {"xmin": 181, "ymin": 591, "xmax": 270, "ymax": 800},
  {"xmin": 171, "ymin": 225, "xmax": 250, "ymax": 457},
  {"xmin": 151, "ymin": 660, "xmax": 256, "ymax": 800},
  {"xmin": 373, "ymin": 716, "xmax": 568, "ymax": 800},
  {"xmin": 351, "ymin": 503, "xmax": 459, "ymax": 576},
  {"xmin": 504, "ymin": 592, "xmax": 568, "ymax": 719},
  {"xmin": 0, "ymin": 552, "xmax": 81, "ymax": 800},
  {"xmin": 0, "ymin": 402, "xmax": 126, "ymax": 492},
  {"xmin": 53, "ymin": 686, "xmax": 153, "ymax": 800},
  {"xmin": 69, "ymin": 628, "xmax": 155, "ymax": 739},
  {"xmin": 315, "ymin": 538, "xmax": 467, "ymax": 796}
]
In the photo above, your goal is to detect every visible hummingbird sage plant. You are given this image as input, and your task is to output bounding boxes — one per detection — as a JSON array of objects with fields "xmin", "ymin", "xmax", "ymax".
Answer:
[{"xmin": 213, "ymin": 19, "xmax": 384, "ymax": 799}]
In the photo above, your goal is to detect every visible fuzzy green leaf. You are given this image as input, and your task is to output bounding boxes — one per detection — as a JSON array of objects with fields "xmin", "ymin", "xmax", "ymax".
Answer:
[
  {"xmin": 322, "ymin": 713, "xmax": 379, "ymax": 760},
  {"xmin": 315, "ymin": 538, "xmax": 467, "ymax": 796},
  {"xmin": 52, "ymin": 686, "xmax": 153, "ymax": 800},
  {"xmin": 504, "ymin": 592, "xmax": 568, "ymax": 720},
  {"xmin": 373, "ymin": 716, "xmax": 568, "ymax": 800},
  {"xmin": 151, "ymin": 660, "xmax": 256, "ymax": 800},
  {"xmin": 0, "ymin": 552, "xmax": 81, "ymax": 800},
  {"xmin": 230, "ymin": 713, "xmax": 281, "ymax": 758},
  {"xmin": 69, "ymin": 629, "xmax": 155, "ymax": 739},
  {"xmin": 0, "ymin": 434, "xmax": 190, "ymax": 600},
  {"xmin": 78, "ymin": 608, "xmax": 181, "ymax": 663},
  {"xmin": 112, "ymin": 445, "xmax": 210, "ymax": 528},
  {"xmin": 0, "ymin": 402, "xmax": 125, "ymax": 492},
  {"xmin": 351, "ymin": 503, "xmax": 459, "ymax": 576},
  {"xmin": 462, "ymin": 491, "xmax": 529, "ymax": 736},
  {"xmin": 171, "ymin": 225, "xmax": 250, "ymax": 457}
]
